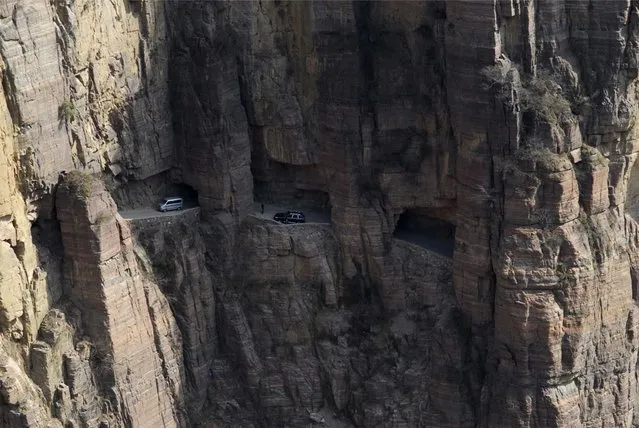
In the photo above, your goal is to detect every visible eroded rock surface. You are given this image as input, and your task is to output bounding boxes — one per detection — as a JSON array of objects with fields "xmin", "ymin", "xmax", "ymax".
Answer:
[
  {"xmin": 55, "ymin": 173, "xmax": 186, "ymax": 427},
  {"xmin": 3, "ymin": 0, "xmax": 639, "ymax": 427}
]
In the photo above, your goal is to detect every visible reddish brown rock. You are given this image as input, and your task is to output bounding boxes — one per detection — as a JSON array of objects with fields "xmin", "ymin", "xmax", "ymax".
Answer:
[
  {"xmin": 56, "ymin": 173, "xmax": 186, "ymax": 427},
  {"xmin": 4, "ymin": 0, "xmax": 639, "ymax": 426}
]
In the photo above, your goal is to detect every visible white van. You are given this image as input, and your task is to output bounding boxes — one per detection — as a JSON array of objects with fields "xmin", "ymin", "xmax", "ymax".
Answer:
[{"xmin": 158, "ymin": 197, "xmax": 183, "ymax": 212}]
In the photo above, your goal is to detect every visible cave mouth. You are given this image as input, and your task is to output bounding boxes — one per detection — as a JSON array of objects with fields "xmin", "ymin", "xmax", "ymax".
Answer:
[
  {"xmin": 166, "ymin": 182, "xmax": 199, "ymax": 207},
  {"xmin": 254, "ymin": 180, "xmax": 331, "ymax": 216},
  {"xmin": 393, "ymin": 208, "xmax": 456, "ymax": 257},
  {"xmin": 250, "ymin": 133, "xmax": 331, "ymax": 218}
]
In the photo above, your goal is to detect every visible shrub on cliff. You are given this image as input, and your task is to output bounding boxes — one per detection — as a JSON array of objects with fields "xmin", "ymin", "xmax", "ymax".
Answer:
[
  {"xmin": 516, "ymin": 146, "xmax": 570, "ymax": 171},
  {"xmin": 64, "ymin": 170, "xmax": 98, "ymax": 199},
  {"xmin": 503, "ymin": 138, "xmax": 571, "ymax": 173},
  {"xmin": 58, "ymin": 99, "xmax": 76, "ymax": 124},
  {"xmin": 481, "ymin": 63, "xmax": 572, "ymax": 126},
  {"xmin": 480, "ymin": 60, "xmax": 521, "ymax": 105},
  {"xmin": 580, "ymin": 144, "xmax": 609, "ymax": 167},
  {"xmin": 519, "ymin": 71, "xmax": 572, "ymax": 126}
]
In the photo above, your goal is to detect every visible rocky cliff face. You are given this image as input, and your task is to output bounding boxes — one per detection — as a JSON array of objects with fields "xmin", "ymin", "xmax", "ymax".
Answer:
[{"xmin": 3, "ymin": 0, "xmax": 639, "ymax": 427}]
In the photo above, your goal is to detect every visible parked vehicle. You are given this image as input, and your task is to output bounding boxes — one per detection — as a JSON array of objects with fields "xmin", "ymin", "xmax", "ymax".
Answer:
[
  {"xmin": 158, "ymin": 197, "xmax": 183, "ymax": 212},
  {"xmin": 273, "ymin": 212, "xmax": 288, "ymax": 222},
  {"xmin": 285, "ymin": 211, "xmax": 305, "ymax": 223},
  {"xmin": 273, "ymin": 211, "xmax": 306, "ymax": 224}
]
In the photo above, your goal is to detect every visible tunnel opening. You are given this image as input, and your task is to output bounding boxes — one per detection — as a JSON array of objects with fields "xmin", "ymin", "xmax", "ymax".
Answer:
[
  {"xmin": 166, "ymin": 182, "xmax": 199, "ymax": 206},
  {"xmin": 109, "ymin": 171, "xmax": 199, "ymax": 211},
  {"xmin": 249, "ymin": 123, "xmax": 331, "ymax": 220},
  {"xmin": 251, "ymin": 146, "xmax": 331, "ymax": 219},
  {"xmin": 254, "ymin": 180, "xmax": 330, "ymax": 214},
  {"xmin": 393, "ymin": 208, "xmax": 456, "ymax": 258}
]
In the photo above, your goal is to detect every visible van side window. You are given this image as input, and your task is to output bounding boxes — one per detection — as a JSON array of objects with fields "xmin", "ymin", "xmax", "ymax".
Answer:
[{"xmin": 159, "ymin": 197, "xmax": 184, "ymax": 212}]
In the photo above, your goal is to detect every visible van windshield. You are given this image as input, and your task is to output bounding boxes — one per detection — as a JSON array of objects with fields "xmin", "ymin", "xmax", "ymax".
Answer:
[{"xmin": 160, "ymin": 198, "xmax": 168, "ymax": 204}]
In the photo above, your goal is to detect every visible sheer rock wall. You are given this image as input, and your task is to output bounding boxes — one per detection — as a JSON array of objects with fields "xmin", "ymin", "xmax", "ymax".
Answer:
[
  {"xmin": 56, "ymin": 174, "xmax": 186, "ymax": 427},
  {"xmin": 2, "ymin": 0, "xmax": 639, "ymax": 427}
]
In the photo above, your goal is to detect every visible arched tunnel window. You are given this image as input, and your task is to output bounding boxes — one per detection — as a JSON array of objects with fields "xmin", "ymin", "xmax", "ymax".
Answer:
[
  {"xmin": 393, "ymin": 209, "xmax": 456, "ymax": 258},
  {"xmin": 167, "ymin": 182, "xmax": 199, "ymax": 208},
  {"xmin": 254, "ymin": 178, "xmax": 331, "ymax": 220}
]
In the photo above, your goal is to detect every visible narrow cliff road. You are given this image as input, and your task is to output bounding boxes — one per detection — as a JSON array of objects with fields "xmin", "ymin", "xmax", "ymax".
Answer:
[
  {"xmin": 250, "ymin": 203, "xmax": 331, "ymax": 224},
  {"xmin": 119, "ymin": 207, "xmax": 198, "ymax": 220},
  {"xmin": 119, "ymin": 202, "xmax": 331, "ymax": 223},
  {"xmin": 393, "ymin": 229, "xmax": 455, "ymax": 258}
]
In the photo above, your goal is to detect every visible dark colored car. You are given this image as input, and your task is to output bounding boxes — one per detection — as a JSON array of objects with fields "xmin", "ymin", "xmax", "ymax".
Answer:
[
  {"xmin": 273, "ymin": 212, "xmax": 288, "ymax": 223},
  {"xmin": 273, "ymin": 211, "xmax": 306, "ymax": 224}
]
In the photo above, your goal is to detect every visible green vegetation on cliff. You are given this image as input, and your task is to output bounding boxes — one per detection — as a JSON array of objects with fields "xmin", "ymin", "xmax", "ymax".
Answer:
[{"xmin": 64, "ymin": 170, "xmax": 98, "ymax": 199}]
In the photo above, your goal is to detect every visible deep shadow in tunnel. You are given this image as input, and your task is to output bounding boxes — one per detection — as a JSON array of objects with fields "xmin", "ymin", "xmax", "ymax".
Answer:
[
  {"xmin": 393, "ymin": 208, "xmax": 456, "ymax": 258},
  {"xmin": 254, "ymin": 179, "xmax": 331, "ymax": 215},
  {"xmin": 166, "ymin": 182, "xmax": 199, "ymax": 208}
]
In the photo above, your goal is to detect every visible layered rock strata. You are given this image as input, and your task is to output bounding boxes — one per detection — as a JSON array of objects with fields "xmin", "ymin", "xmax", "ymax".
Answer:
[
  {"xmin": 3, "ymin": 0, "xmax": 639, "ymax": 427},
  {"xmin": 56, "ymin": 173, "xmax": 186, "ymax": 427},
  {"xmin": 0, "ymin": 0, "xmax": 172, "ymax": 205}
]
